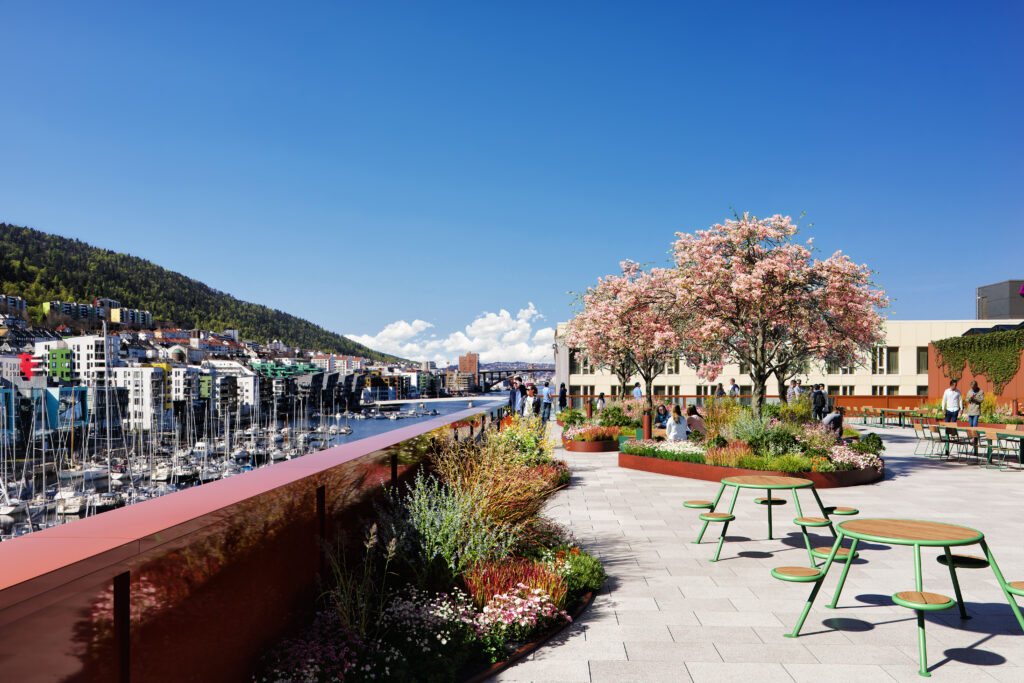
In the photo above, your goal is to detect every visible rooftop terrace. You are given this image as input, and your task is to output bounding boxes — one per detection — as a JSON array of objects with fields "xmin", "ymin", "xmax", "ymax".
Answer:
[{"xmin": 497, "ymin": 424, "xmax": 1024, "ymax": 682}]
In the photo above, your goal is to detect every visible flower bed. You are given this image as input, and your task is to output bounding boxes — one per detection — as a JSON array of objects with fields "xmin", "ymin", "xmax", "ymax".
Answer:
[
  {"xmin": 561, "ymin": 424, "xmax": 621, "ymax": 452},
  {"xmin": 616, "ymin": 411, "xmax": 886, "ymax": 487},
  {"xmin": 618, "ymin": 451, "xmax": 883, "ymax": 487},
  {"xmin": 255, "ymin": 414, "xmax": 603, "ymax": 681}
]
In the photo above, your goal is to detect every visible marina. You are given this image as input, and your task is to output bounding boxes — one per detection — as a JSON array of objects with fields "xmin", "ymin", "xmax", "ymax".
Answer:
[{"xmin": 0, "ymin": 396, "xmax": 500, "ymax": 541}]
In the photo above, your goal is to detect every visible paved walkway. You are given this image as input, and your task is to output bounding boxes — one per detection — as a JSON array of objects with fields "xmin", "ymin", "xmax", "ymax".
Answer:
[{"xmin": 497, "ymin": 424, "xmax": 1024, "ymax": 682}]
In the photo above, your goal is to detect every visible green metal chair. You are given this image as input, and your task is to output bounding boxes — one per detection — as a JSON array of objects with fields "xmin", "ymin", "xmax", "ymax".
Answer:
[
  {"xmin": 698, "ymin": 512, "xmax": 735, "ymax": 562},
  {"xmin": 995, "ymin": 433, "xmax": 1023, "ymax": 471},
  {"xmin": 772, "ymin": 566, "xmax": 826, "ymax": 638},
  {"xmin": 891, "ymin": 590, "xmax": 954, "ymax": 677},
  {"xmin": 912, "ymin": 421, "xmax": 934, "ymax": 457}
]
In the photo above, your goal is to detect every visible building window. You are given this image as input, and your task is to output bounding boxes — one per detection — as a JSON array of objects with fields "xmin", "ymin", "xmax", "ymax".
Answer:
[
  {"xmin": 916, "ymin": 385, "xmax": 929, "ymax": 396},
  {"xmin": 887, "ymin": 385, "xmax": 899, "ymax": 395},
  {"xmin": 827, "ymin": 360, "xmax": 855, "ymax": 375},
  {"xmin": 917, "ymin": 347, "xmax": 928, "ymax": 374},
  {"xmin": 662, "ymin": 357, "xmax": 679, "ymax": 374},
  {"xmin": 873, "ymin": 346, "xmax": 899, "ymax": 374},
  {"xmin": 739, "ymin": 361, "xmax": 751, "ymax": 375},
  {"xmin": 827, "ymin": 385, "xmax": 840, "ymax": 396}
]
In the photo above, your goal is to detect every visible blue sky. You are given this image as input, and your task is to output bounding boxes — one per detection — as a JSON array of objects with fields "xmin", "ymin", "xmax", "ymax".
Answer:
[{"xmin": 2, "ymin": 2, "xmax": 1021, "ymax": 363}]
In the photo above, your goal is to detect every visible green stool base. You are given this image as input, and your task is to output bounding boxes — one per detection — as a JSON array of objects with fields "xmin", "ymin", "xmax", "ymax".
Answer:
[
  {"xmin": 794, "ymin": 516, "xmax": 831, "ymax": 527},
  {"xmin": 684, "ymin": 500, "xmax": 714, "ymax": 509},
  {"xmin": 824, "ymin": 506, "xmax": 859, "ymax": 516}
]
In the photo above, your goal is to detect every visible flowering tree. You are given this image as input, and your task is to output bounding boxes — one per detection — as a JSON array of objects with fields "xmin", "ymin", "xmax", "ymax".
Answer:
[
  {"xmin": 564, "ymin": 261, "xmax": 687, "ymax": 415},
  {"xmin": 672, "ymin": 213, "xmax": 888, "ymax": 414}
]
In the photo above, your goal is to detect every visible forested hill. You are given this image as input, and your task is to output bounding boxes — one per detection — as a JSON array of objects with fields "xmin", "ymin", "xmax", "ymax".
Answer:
[{"xmin": 0, "ymin": 223, "xmax": 397, "ymax": 360}]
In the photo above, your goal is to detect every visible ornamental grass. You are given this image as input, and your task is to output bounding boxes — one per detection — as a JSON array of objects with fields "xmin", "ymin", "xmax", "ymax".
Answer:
[
  {"xmin": 464, "ymin": 558, "xmax": 568, "ymax": 610},
  {"xmin": 430, "ymin": 439, "xmax": 561, "ymax": 546},
  {"xmin": 704, "ymin": 441, "xmax": 753, "ymax": 467}
]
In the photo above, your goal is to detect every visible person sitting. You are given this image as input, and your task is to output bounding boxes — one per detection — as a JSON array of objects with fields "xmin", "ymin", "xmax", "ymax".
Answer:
[
  {"xmin": 822, "ymin": 406, "xmax": 844, "ymax": 439},
  {"xmin": 686, "ymin": 405, "xmax": 707, "ymax": 437},
  {"xmin": 654, "ymin": 404, "xmax": 670, "ymax": 428},
  {"xmin": 666, "ymin": 404, "xmax": 690, "ymax": 441}
]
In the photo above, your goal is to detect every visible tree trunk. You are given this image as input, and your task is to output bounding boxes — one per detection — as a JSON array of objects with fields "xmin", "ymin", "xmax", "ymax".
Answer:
[
  {"xmin": 752, "ymin": 373, "xmax": 768, "ymax": 416},
  {"xmin": 777, "ymin": 374, "xmax": 789, "ymax": 405}
]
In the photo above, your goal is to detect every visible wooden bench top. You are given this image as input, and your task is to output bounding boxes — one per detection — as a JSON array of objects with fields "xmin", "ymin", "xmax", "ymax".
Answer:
[
  {"xmin": 894, "ymin": 591, "xmax": 952, "ymax": 606},
  {"xmin": 722, "ymin": 475, "xmax": 813, "ymax": 488},
  {"xmin": 840, "ymin": 519, "xmax": 983, "ymax": 544},
  {"xmin": 774, "ymin": 566, "xmax": 821, "ymax": 578}
]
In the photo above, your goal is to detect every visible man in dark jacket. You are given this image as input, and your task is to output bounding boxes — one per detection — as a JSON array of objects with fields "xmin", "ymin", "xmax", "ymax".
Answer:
[
  {"xmin": 812, "ymin": 384, "xmax": 827, "ymax": 420},
  {"xmin": 508, "ymin": 378, "xmax": 518, "ymax": 412}
]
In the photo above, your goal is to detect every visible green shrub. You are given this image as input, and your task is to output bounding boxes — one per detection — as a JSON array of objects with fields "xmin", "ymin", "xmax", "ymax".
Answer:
[
  {"xmin": 385, "ymin": 472, "xmax": 517, "ymax": 586},
  {"xmin": 770, "ymin": 454, "xmax": 815, "ymax": 473},
  {"xmin": 751, "ymin": 428, "xmax": 798, "ymax": 457},
  {"xmin": 708, "ymin": 434, "xmax": 728, "ymax": 449},
  {"xmin": 779, "ymin": 396, "xmax": 813, "ymax": 423},
  {"xmin": 735, "ymin": 455, "xmax": 775, "ymax": 470},
  {"xmin": 841, "ymin": 426, "xmax": 860, "ymax": 438},
  {"xmin": 760, "ymin": 403, "xmax": 782, "ymax": 419},
  {"xmin": 559, "ymin": 547, "xmax": 606, "ymax": 599},
  {"xmin": 851, "ymin": 432, "xmax": 884, "ymax": 454},
  {"xmin": 559, "ymin": 409, "xmax": 585, "ymax": 427},
  {"xmin": 596, "ymin": 405, "xmax": 638, "ymax": 428},
  {"xmin": 731, "ymin": 411, "xmax": 769, "ymax": 443}
]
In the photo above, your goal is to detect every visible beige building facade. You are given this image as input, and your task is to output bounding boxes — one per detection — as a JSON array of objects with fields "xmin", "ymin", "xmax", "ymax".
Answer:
[{"xmin": 553, "ymin": 319, "xmax": 1024, "ymax": 399}]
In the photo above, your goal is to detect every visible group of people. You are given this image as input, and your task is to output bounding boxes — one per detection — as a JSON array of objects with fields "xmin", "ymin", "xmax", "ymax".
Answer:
[
  {"xmin": 507, "ymin": 376, "xmax": 567, "ymax": 423},
  {"xmin": 941, "ymin": 378, "xmax": 985, "ymax": 427},
  {"xmin": 710, "ymin": 379, "xmax": 743, "ymax": 397},
  {"xmin": 654, "ymin": 403, "xmax": 707, "ymax": 441}
]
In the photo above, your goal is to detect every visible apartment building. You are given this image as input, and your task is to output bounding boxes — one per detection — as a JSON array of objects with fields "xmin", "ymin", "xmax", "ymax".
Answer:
[
  {"xmin": 111, "ymin": 365, "xmax": 168, "ymax": 431},
  {"xmin": 554, "ymin": 319, "xmax": 1024, "ymax": 399},
  {"xmin": 202, "ymin": 359, "xmax": 260, "ymax": 412}
]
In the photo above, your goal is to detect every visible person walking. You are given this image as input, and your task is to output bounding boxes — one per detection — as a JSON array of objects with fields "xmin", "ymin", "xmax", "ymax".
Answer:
[
  {"xmin": 539, "ymin": 381, "xmax": 553, "ymax": 423},
  {"xmin": 965, "ymin": 381, "xmax": 984, "ymax": 428},
  {"xmin": 715, "ymin": 383, "xmax": 726, "ymax": 397},
  {"xmin": 942, "ymin": 379, "xmax": 963, "ymax": 424},
  {"xmin": 812, "ymin": 384, "xmax": 827, "ymax": 420},
  {"xmin": 786, "ymin": 380, "xmax": 799, "ymax": 403},
  {"xmin": 666, "ymin": 404, "xmax": 689, "ymax": 441},
  {"xmin": 596, "ymin": 392, "xmax": 606, "ymax": 411},
  {"xmin": 522, "ymin": 385, "xmax": 541, "ymax": 417},
  {"xmin": 558, "ymin": 383, "xmax": 568, "ymax": 413},
  {"xmin": 728, "ymin": 379, "xmax": 740, "ymax": 397},
  {"xmin": 632, "ymin": 382, "xmax": 643, "ymax": 400}
]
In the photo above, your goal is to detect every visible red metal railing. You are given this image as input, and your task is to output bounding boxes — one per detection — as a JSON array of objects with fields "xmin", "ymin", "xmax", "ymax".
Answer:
[{"xmin": 0, "ymin": 406, "xmax": 499, "ymax": 682}]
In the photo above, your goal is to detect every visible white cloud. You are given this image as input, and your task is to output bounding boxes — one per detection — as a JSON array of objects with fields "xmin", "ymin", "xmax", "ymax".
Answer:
[{"xmin": 346, "ymin": 303, "xmax": 554, "ymax": 365}]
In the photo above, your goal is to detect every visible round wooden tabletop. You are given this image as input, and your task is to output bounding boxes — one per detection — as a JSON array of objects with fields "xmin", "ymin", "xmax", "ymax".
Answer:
[
  {"xmin": 721, "ymin": 475, "xmax": 814, "ymax": 489},
  {"xmin": 838, "ymin": 518, "xmax": 984, "ymax": 546}
]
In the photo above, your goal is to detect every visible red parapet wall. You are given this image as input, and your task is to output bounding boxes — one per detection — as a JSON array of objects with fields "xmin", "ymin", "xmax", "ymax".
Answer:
[
  {"xmin": 832, "ymin": 395, "xmax": 926, "ymax": 410},
  {"xmin": 928, "ymin": 344, "xmax": 1024, "ymax": 403},
  {"xmin": 0, "ymin": 408, "xmax": 494, "ymax": 683}
]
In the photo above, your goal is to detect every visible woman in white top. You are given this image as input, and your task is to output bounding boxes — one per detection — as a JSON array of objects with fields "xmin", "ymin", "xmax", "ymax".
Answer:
[
  {"xmin": 596, "ymin": 392, "xmax": 606, "ymax": 411},
  {"xmin": 665, "ymin": 404, "xmax": 689, "ymax": 441}
]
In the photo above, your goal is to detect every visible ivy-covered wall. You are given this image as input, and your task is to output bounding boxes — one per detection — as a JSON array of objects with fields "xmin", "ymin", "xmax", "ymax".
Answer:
[{"xmin": 929, "ymin": 329, "xmax": 1024, "ymax": 398}]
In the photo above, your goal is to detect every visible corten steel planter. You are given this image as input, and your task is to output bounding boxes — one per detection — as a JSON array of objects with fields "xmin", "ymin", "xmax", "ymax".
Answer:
[
  {"xmin": 563, "ymin": 439, "xmax": 620, "ymax": 453},
  {"xmin": 617, "ymin": 452, "xmax": 884, "ymax": 488}
]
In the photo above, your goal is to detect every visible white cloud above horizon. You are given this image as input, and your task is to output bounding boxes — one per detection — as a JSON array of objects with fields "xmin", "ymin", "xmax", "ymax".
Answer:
[{"xmin": 346, "ymin": 303, "xmax": 556, "ymax": 365}]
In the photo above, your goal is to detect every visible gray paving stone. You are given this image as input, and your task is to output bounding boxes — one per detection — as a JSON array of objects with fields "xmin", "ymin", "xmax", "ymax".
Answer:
[{"xmin": 498, "ymin": 424, "xmax": 1024, "ymax": 682}]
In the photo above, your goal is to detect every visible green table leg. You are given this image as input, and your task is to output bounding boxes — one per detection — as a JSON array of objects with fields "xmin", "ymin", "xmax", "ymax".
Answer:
[
  {"xmin": 786, "ymin": 535, "xmax": 842, "ymax": 638},
  {"xmin": 981, "ymin": 540, "xmax": 1024, "ymax": 633},
  {"xmin": 767, "ymin": 488, "xmax": 773, "ymax": 540},
  {"xmin": 810, "ymin": 488, "xmax": 838, "ymax": 537},
  {"xmin": 913, "ymin": 544, "xmax": 931, "ymax": 677},
  {"xmin": 826, "ymin": 537, "xmax": 859, "ymax": 608},
  {"xmin": 692, "ymin": 482, "xmax": 726, "ymax": 544},
  {"xmin": 792, "ymin": 492, "xmax": 816, "ymax": 565},
  {"xmin": 708, "ymin": 486, "xmax": 741, "ymax": 562},
  {"xmin": 943, "ymin": 546, "xmax": 970, "ymax": 619}
]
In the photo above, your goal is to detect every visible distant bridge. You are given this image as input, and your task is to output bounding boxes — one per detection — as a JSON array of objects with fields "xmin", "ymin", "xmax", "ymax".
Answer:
[{"xmin": 477, "ymin": 368, "xmax": 554, "ymax": 391}]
